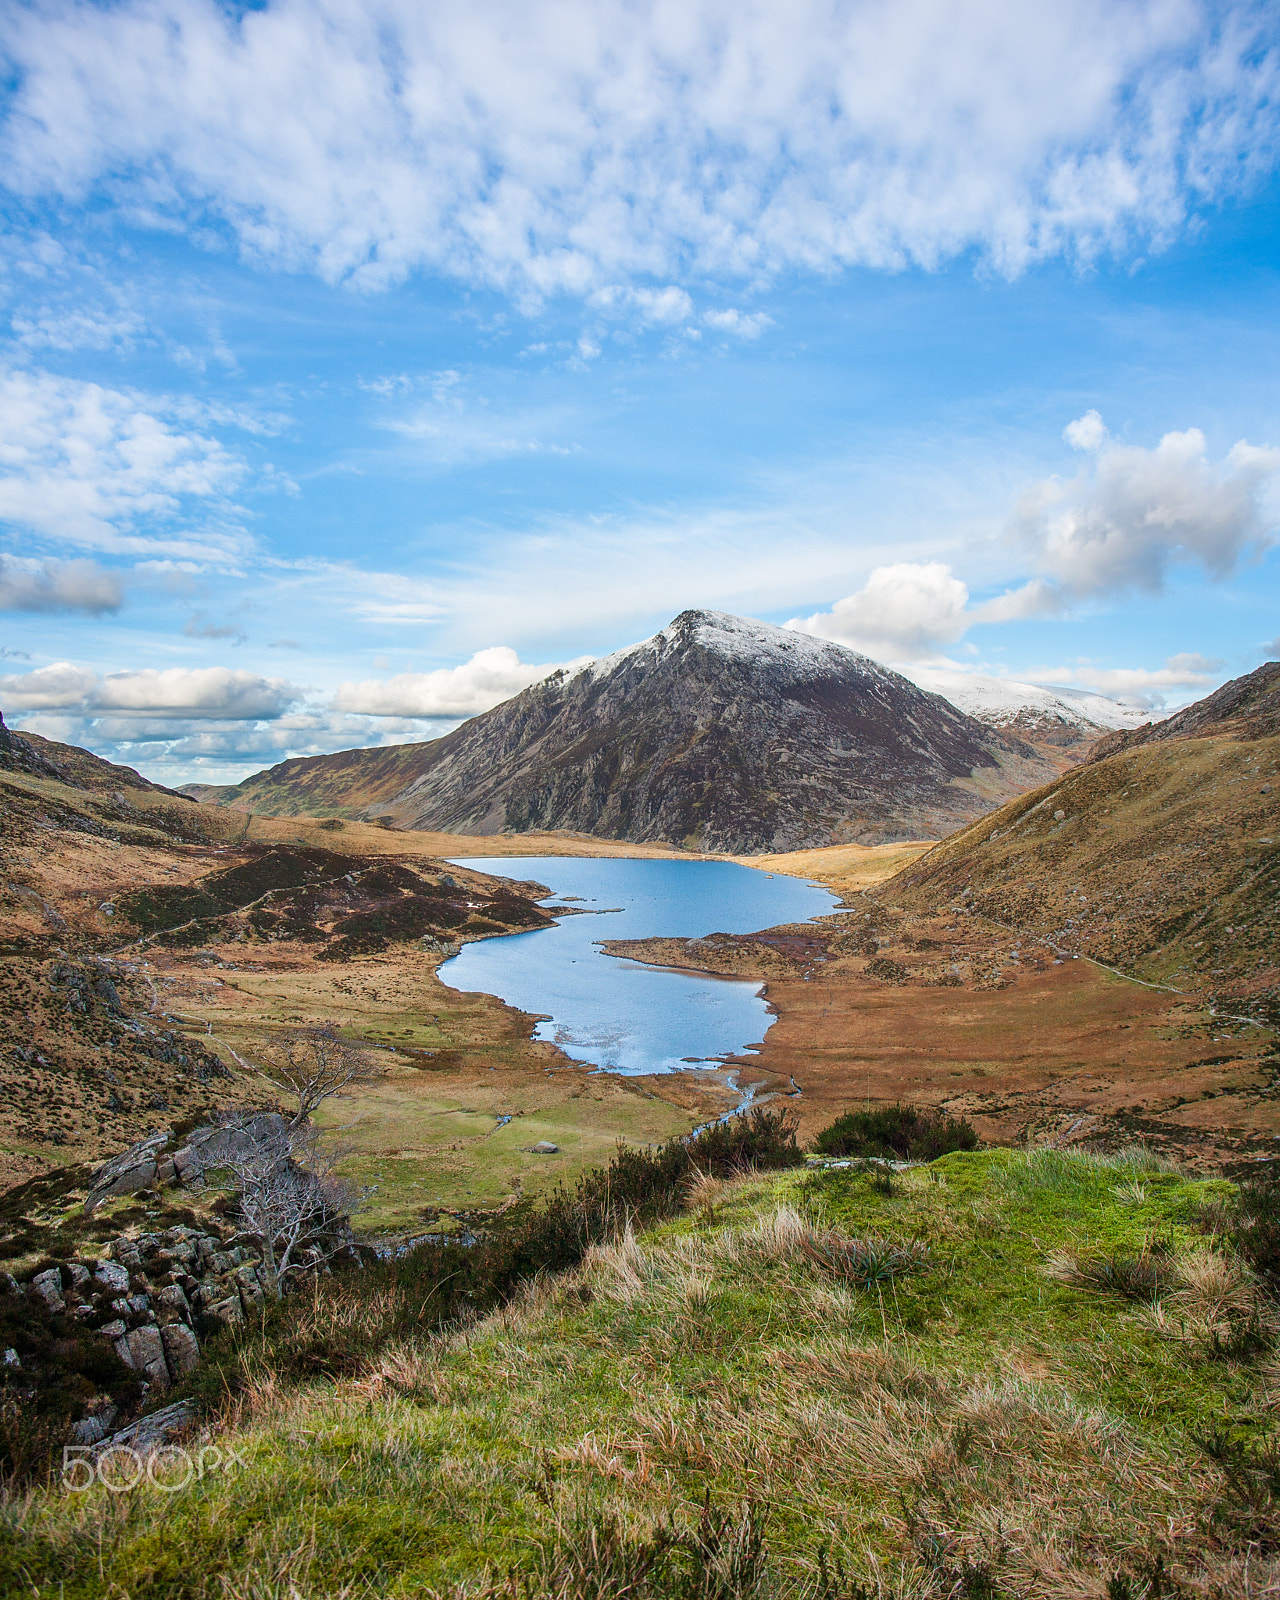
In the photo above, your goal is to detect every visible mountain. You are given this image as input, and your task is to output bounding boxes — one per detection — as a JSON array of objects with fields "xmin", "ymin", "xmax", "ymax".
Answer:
[
  {"xmin": 198, "ymin": 610, "xmax": 1064, "ymax": 852},
  {"xmin": 908, "ymin": 670, "xmax": 1144, "ymax": 759},
  {"xmin": 885, "ymin": 661, "xmax": 1280, "ymax": 1004}
]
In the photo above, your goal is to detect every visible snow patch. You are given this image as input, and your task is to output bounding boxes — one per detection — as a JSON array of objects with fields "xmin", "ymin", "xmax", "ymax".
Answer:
[{"xmin": 907, "ymin": 670, "xmax": 1144, "ymax": 732}]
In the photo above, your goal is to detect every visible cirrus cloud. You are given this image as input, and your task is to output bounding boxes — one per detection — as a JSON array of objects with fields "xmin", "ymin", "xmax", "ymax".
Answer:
[{"xmin": 1, "ymin": 1, "xmax": 1276, "ymax": 296}]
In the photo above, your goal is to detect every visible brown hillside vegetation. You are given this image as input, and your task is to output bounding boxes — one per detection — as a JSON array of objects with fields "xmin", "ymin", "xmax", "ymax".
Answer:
[{"xmin": 889, "ymin": 700, "xmax": 1279, "ymax": 1014}]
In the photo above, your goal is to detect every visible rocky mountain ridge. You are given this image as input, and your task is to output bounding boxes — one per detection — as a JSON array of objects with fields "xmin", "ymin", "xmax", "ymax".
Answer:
[{"xmin": 187, "ymin": 610, "xmax": 1065, "ymax": 852}]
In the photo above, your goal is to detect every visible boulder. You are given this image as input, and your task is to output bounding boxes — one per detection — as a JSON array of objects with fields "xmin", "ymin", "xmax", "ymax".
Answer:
[
  {"xmin": 160, "ymin": 1322, "xmax": 200, "ymax": 1378},
  {"xmin": 123, "ymin": 1325, "xmax": 170, "ymax": 1389},
  {"xmin": 30, "ymin": 1268, "xmax": 65, "ymax": 1312}
]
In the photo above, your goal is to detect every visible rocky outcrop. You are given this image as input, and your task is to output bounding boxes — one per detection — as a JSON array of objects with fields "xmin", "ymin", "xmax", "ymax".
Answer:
[
  {"xmin": 364, "ymin": 610, "xmax": 1061, "ymax": 852},
  {"xmin": 83, "ymin": 1116, "xmax": 285, "ymax": 1213},
  {"xmin": 0, "ymin": 709, "xmax": 67, "ymax": 783}
]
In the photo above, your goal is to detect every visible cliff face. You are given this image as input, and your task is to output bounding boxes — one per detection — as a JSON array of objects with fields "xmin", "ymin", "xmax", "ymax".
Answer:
[{"xmin": 365, "ymin": 611, "xmax": 1058, "ymax": 852}]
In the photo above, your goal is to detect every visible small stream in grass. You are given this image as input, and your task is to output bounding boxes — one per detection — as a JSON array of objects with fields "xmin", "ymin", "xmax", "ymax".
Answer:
[{"xmin": 436, "ymin": 857, "xmax": 838, "ymax": 1075}]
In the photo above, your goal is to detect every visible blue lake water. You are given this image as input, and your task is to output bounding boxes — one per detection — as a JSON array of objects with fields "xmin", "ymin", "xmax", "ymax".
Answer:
[{"xmin": 436, "ymin": 857, "xmax": 839, "ymax": 1074}]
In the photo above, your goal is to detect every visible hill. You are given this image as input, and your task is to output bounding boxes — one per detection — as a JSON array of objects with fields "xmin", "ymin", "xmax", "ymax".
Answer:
[
  {"xmin": 193, "ymin": 611, "xmax": 1062, "ymax": 852},
  {"xmin": 885, "ymin": 660, "xmax": 1280, "ymax": 1011}
]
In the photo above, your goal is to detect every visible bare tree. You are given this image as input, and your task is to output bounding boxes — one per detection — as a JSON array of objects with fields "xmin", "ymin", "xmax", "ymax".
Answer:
[
  {"xmin": 219, "ymin": 1119, "xmax": 364, "ymax": 1299},
  {"xmin": 268, "ymin": 1023, "xmax": 383, "ymax": 1130}
]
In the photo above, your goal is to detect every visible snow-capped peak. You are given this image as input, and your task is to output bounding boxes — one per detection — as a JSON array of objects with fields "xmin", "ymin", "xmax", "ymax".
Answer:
[
  {"xmin": 580, "ymin": 609, "xmax": 884, "ymax": 684},
  {"xmin": 906, "ymin": 669, "xmax": 1145, "ymax": 732}
]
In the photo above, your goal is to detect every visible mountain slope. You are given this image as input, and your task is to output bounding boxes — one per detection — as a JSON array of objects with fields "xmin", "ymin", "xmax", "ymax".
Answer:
[
  {"xmin": 884, "ymin": 662, "xmax": 1280, "ymax": 1007},
  {"xmin": 909, "ymin": 670, "xmax": 1143, "ymax": 757},
  {"xmin": 360, "ymin": 610, "xmax": 1065, "ymax": 851},
  {"xmin": 186, "ymin": 612, "xmax": 1064, "ymax": 851}
]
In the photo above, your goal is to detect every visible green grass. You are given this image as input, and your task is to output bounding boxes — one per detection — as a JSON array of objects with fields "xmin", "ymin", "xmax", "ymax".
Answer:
[{"xmin": 2, "ymin": 1148, "xmax": 1273, "ymax": 1598}]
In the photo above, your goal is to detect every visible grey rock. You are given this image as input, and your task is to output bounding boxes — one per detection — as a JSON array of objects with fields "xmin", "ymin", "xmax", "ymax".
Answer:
[
  {"xmin": 205, "ymin": 1295, "xmax": 244, "ymax": 1325},
  {"xmin": 160, "ymin": 1322, "xmax": 200, "ymax": 1377},
  {"xmin": 156, "ymin": 1284, "xmax": 191, "ymax": 1317},
  {"xmin": 70, "ymin": 1415, "xmax": 107, "ymax": 1445},
  {"xmin": 125, "ymin": 1325, "xmax": 170, "ymax": 1389},
  {"xmin": 531, "ymin": 1140, "xmax": 559, "ymax": 1154},
  {"xmin": 67, "ymin": 1263, "xmax": 91, "ymax": 1290},
  {"xmin": 94, "ymin": 1260, "xmax": 131, "ymax": 1293},
  {"xmin": 3, "ymin": 1348, "xmax": 18, "ymax": 1368},
  {"xmin": 30, "ymin": 1268, "xmax": 65, "ymax": 1312},
  {"xmin": 99, "ymin": 1319, "xmax": 127, "ymax": 1339},
  {"xmin": 84, "ymin": 1131, "xmax": 169, "ymax": 1213}
]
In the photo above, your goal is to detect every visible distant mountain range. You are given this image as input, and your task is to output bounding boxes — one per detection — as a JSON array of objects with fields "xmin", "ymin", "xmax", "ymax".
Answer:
[
  {"xmin": 183, "ymin": 610, "xmax": 1090, "ymax": 852},
  {"xmin": 907, "ymin": 670, "xmax": 1143, "ymax": 752}
]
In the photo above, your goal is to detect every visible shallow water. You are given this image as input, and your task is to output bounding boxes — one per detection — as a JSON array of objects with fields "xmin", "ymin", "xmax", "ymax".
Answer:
[{"xmin": 436, "ymin": 857, "xmax": 838, "ymax": 1074}]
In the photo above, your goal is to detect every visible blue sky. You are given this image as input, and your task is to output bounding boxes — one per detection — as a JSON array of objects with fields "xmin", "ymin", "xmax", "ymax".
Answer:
[{"xmin": 1, "ymin": 0, "xmax": 1279, "ymax": 783}]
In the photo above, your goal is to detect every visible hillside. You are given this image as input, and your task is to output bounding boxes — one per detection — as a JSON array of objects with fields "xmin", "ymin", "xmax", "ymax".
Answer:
[
  {"xmin": 4, "ymin": 1139, "xmax": 1276, "ymax": 1599},
  {"xmin": 885, "ymin": 661, "xmax": 1280, "ymax": 1010},
  {"xmin": 195, "ymin": 611, "xmax": 1062, "ymax": 852}
]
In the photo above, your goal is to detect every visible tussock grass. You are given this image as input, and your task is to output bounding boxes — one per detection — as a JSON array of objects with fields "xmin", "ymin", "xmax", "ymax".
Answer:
[{"xmin": 4, "ymin": 1146, "xmax": 1280, "ymax": 1598}]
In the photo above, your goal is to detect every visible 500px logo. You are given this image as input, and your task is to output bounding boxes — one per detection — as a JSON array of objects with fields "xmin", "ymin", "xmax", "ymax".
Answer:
[{"xmin": 62, "ymin": 1442, "xmax": 249, "ymax": 1493}]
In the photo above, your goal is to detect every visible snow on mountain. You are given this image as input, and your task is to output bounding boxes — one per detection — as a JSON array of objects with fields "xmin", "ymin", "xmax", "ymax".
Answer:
[
  {"xmin": 906, "ymin": 670, "xmax": 1145, "ymax": 734},
  {"xmin": 583, "ymin": 609, "xmax": 881, "ymax": 685}
]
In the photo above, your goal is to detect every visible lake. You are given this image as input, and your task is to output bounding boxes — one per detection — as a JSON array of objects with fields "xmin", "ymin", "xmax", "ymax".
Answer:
[{"xmin": 437, "ymin": 856, "xmax": 839, "ymax": 1074}]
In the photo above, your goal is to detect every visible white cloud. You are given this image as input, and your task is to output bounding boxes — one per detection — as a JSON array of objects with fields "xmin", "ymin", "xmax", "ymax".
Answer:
[
  {"xmin": 703, "ymin": 309, "xmax": 773, "ymax": 338},
  {"xmin": 334, "ymin": 645, "xmax": 583, "ymax": 717},
  {"xmin": 2, "ymin": 1, "xmax": 1275, "ymax": 295},
  {"xmin": 11, "ymin": 304, "xmax": 147, "ymax": 353},
  {"xmin": 0, "ymin": 554, "xmax": 123, "ymax": 613},
  {"xmin": 0, "ymin": 365, "xmax": 251, "ymax": 561},
  {"xmin": 1021, "ymin": 651, "xmax": 1226, "ymax": 711},
  {"xmin": 0, "ymin": 662, "xmax": 297, "ymax": 718},
  {"xmin": 590, "ymin": 286, "xmax": 694, "ymax": 326},
  {"xmin": 1014, "ymin": 413, "xmax": 1280, "ymax": 597},
  {"xmin": 788, "ymin": 561, "xmax": 970, "ymax": 658}
]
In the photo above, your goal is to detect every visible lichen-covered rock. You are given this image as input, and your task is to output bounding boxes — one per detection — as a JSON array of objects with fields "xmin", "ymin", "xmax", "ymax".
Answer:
[{"xmin": 123, "ymin": 1325, "xmax": 169, "ymax": 1389}]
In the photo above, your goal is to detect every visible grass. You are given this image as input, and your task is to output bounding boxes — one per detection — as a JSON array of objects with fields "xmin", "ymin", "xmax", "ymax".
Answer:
[
  {"xmin": 3, "ymin": 1144, "xmax": 1276, "ymax": 1597},
  {"xmin": 316, "ymin": 1072, "xmax": 699, "ymax": 1233}
]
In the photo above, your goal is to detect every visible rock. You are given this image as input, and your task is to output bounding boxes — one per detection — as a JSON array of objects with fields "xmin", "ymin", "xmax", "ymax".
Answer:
[
  {"xmin": 70, "ymin": 1415, "xmax": 108, "ymax": 1445},
  {"xmin": 160, "ymin": 1322, "xmax": 200, "ymax": 1377},
  {"xmin": 531, "ymin": 1140, "xmax": 559, "ymax": 1154},
  {"xmin": 3, "ymin": 1348, "xmax": 18, "ymax": 1368},
  {"xmin": 124, "ymin": 1326, "xmax": 170, "ymax": 1389},
  {"xmin": 30, "ymin": 1268, "xmax": 65, "ymax": 1312},
  {"xmin": 67, "ymin": 1263, "xmax": 91, "ymax": 1290},
  {"xmin": 94, "ymin": 1260, "xmax": 131, "ymax": 1293},
  {"xmin": 84, "ymin": 1130, "xmax": 169, "ymax": 1213},
  {"xmin": 205, "ymin": 1295, "xmax": 244, "ymax": 1326},
  {"xmin": 99, "ymin": 1319, "xmax": 127, "ymax": 1339},
  {"xmin": 156, "ymin": 1284, "xmax": 191, "ymax": 1318}
]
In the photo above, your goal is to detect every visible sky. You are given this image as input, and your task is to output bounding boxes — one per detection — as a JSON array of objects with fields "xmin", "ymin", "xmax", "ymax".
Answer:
[{"xmin": 1, "ymin": 0, "xmax": 1279, "ymax": 785}]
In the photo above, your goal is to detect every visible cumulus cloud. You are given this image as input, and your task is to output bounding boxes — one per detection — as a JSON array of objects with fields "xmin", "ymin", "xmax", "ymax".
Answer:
[
  {"xmin": 333, "ymin": 646, "xmax": 582, "ymax": 717},
  {"xmin": 0, "ymin": 366, "xmax": 251, "ymax": 562},
  {"xmin": 1, "ymin": 1, "xmax": 1276, "ymax": 295},
  {"xmin": 0, "ymin": 554, "xmax": 123, "ymax": 613},
  {"xmin": 1014, "ymin": 413, "xmax": 1280, "ymax": 597},
  {"xmin": 0, "ymin": 662, "xmax": 297, "ymax": 719},
  {"xmin": 789, "ymin": 562, "xmax": 970, "ymax": 658}
]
